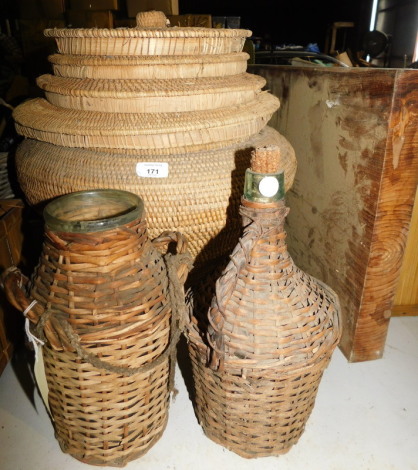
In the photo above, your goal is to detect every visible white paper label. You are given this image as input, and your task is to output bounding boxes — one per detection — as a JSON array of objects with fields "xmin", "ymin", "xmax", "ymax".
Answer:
[
  {"xmin": 259, "ymin": 176, "xmax": 280, "ymax": 197},
  {"xmin": 136, "ymin": 162, "xmax": 169, "ymax": 178},
  {"xmin": 34, "ymin": 346, "xmax": 53, "ymax": 419}
]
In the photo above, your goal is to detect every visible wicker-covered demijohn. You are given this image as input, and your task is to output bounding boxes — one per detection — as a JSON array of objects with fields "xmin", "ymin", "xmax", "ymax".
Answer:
[
  {"xmin": 186, "ymin": 146, "xmax": 342, "ymax": 458},
  {"xmin": 3, "ymin": 189, "xmax": 191, "ymax": 466}
]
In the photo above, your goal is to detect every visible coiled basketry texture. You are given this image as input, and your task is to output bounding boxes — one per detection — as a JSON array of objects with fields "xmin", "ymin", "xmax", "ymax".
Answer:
[
  {"xmin": 36, "ymin": 73, "xmax": 265, "ymax": 113},
  {"xmin": 15, "ymin": 127, "xmax": 296, "ymax": 264},
  {"xmin": 13, "ymin": 93, "xmax": 279, "ymax": 152},
  {"xmin": 13, "ymin": 11, "xmax": 296, "ymax": 267},
  {"xmin": 43, "ymin": 26, "xmax": 252, "ymax": 56},
  {"xmin": 48, "ymin": 52, "xmax": 250, "ymax": 80}
]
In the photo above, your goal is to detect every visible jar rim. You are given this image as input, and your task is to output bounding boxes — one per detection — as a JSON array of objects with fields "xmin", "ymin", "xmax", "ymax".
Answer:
[{"xmin": 43, "ymin": 189, "xmax": 144, "ymax": 233}]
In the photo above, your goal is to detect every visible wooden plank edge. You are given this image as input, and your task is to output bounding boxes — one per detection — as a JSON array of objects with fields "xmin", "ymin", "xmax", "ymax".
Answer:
[
  {"xmin": 391, "ymin": 304, "xmax": 418, "ymax": 316},
  {"xmin": 345, "ymin": 70, "xmax": 418, "ymax": 362}
]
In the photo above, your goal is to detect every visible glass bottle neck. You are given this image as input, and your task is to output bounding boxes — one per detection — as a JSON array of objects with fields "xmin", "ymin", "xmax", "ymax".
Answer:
[{"xmin": 243, "ymin": 168, "xmax": 285, "ymax": 204}]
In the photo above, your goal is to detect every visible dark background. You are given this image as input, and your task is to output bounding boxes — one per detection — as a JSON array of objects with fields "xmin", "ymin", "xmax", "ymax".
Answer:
[
  {"xmin": 0, "ymin": 0, "xmax": 375, "ymax": 53},
  {"xmin": 179, "ymin": 0, "xmax": 372, "ymax": 51}
]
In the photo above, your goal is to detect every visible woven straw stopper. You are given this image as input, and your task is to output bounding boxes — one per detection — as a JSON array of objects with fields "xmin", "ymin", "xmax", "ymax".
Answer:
[
  {"xmin": 250, "ymin": 145, "xmax": 281, "ymax": 174},
  {"xmin": 136, "ymin": 11, "xmax": 168, "ymax": 28}
]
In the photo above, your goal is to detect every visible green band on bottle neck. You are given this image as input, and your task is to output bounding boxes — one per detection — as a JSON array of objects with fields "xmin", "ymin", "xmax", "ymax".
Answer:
[{"xmin": 243, "ymin": 169, "xmax": 285, "ymax": 203}]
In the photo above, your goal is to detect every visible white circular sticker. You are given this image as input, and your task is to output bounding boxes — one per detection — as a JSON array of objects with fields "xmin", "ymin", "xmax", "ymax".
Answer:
[{"xmin": 258, "ymin": 176, "xmax": 279, "ymax": 197}]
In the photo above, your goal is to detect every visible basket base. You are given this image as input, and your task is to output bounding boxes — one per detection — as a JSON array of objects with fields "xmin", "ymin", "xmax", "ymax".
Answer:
[
  {"xmin": 187, "ymin": 340, "xmax": 326, "ymax": 459},
  {"xmin": 56, "ymin": 415, "xmax": 169, "ymax": 467},
  {"xmin": 43, "ymin": 346, "xmax": 172, "ymax": 468},
  {"xmin": 201, "ymin": 427, "xmax": 295, "ymax": 459}
]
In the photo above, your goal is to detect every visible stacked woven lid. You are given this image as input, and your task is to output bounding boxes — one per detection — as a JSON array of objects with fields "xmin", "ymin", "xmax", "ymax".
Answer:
[{"xmin": 13, "ymin": 11, "xmax": 297, "ymax": 265}]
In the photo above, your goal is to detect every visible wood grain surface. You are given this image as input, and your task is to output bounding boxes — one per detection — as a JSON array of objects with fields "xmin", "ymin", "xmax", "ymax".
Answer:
[
  {"xmin": 392, "ymin": 187, "xmax": 418, "ymax": 316},
  {"xmin": 250, "ymin": 65, "xmax": 418, "ymax": 361}
]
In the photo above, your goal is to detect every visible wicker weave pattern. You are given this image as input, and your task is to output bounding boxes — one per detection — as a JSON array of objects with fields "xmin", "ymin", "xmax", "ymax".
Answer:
[
  {"xmin": 49, "ymin": 53, "xmax": 249, "ymax": 79},
  {"xmin": 44, "ymin": 27, "xmax": 252, "ymax": 38},
  {"xmin": 13, "ymin": 20, "xmax": 295, "ymax": 272},
  {"xmin": 187, "ymin": 198, "xmax": 341, "ymax": 457},
  {"xmin": 14, "ymin": 94, "xmax": 277, "ymax": 133},
  {"xmin": 4, "ymin": 195, "xmax": 190, "ymax": 466},
  {"xmin": 136, "ymin": 10, "xmax": 168, "ymax": 28},
  {"xmin": 207, "ymin": 205, "xmax": 339, "ymax": 372},
  {"xmin": 44, "ymin": 348, "xmax": 169, "ymax": 466},
  {"xmin": 31, "ymin": 218, "xmax": 170, "ymax": 360},
  {"xmin": 43, "ymin": 90, "xmax": 262, "ymax": 114},
  {"xmin": 37, "ymin": 73, "xmax": 265, "ymax": 96},
  {"xmin": 188, "ymin": 339, "xmax": 329, "ymax": 458}
]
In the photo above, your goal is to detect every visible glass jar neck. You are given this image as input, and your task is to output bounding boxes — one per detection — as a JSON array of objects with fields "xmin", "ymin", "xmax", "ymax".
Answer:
[{"xmin": 43, "ymin": 189, "xmax": 144, "ymax": 233}]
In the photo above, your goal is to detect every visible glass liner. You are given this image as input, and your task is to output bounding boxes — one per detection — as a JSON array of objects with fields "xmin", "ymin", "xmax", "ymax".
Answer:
[{"xmin": 43, "ymin": 189, "xmax": 144, "ymax": 233}]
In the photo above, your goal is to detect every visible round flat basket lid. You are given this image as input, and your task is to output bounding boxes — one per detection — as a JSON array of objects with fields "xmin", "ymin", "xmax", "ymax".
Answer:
[
  {"xmin": 44, "ymin": 12, "xmax": 252, "ymax": 56},
  {"xmin": 13, "ymin": 93, "xmax": 280, "ymax": 152},
  {"xmin": 37, "ymin": 73, "xmax": 266, "ymax": 113},
  {"xmin": 48, "ymin": 52, "xmax": 250, "ymax": 79}
]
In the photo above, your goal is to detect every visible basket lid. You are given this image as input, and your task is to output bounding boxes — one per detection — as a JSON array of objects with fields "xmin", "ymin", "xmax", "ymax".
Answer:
[
  {"xmin": 13, "ymin": 94, "xmax": 280, "ymax": 151},
  {"xmin": 36, "ymin": 73, "xmax": 265, "ymax": 98},
  {"xmin": 48, "ymin": 52, "xmax": 249, "ymax": 67}
]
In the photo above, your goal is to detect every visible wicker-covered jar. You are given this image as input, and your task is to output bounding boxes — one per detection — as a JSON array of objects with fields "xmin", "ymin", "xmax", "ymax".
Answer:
[
  {"xmin": 3, "ymin": 189, "xmax": 191, "ymax": 467},
  {"xmin": 186, "ymin": 147, "xmax": 342, "ymax": 458}
]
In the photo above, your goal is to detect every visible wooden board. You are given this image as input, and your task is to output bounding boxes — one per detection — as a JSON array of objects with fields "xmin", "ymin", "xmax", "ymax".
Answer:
[
  {"xmin": 250, "ymin": 65, "xmax": 418, "ymax": 362},
  {"xmin": 0, "ymin": 200, "xmax": 25, "ymax": 375},
  {"xmin": 392, "ymin": 187, "xmax": 418, "ymax": 316}
]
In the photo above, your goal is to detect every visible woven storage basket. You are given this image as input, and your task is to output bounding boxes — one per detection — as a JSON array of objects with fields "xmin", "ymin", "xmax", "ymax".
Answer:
[
  {"xmin": 15, "ymin": 127, "xmax": 296, "ymax": 264},
  {"xmin": 36, "ymin": 73, "xmax": 266, "ymax": 113},
  {"xmin": 44, "ymin": 27, "xmax": 252, "ymax": 56},
  {"xmin": 13, "ymin": 93, "xmax": 279, "ymax": 152},
  {"xmin": 3, "ymin": 189, "xmax": 191, "ymax": 466},
  {"xmin": 186, "ymin": 147, "xmax": 341, "ymax": 458},
  {"xmin": 12, "ymin": 10, "xmax": 296, "ymax": 275},
  {"xmin": 48, "ymin": 52, "xmax": 250, "ymax": 80}
]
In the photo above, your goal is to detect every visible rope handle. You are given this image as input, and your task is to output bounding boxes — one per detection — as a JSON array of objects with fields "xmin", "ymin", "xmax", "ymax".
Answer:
[
  {"xmin": 151, "ymin": 230, "xmax": 192, "ymax": 286},
  {"xmin": 1, "ymin": 266, "xmax": 76, "ymax": 350},
  {"xmin": 1, "ymin": 231, "xmax": 193, "ymax": 380},
  {"xmin": 152, "ymin": 230, "xmax": 193, "ymax": 337},
  {"xmin": 151, "ymin": 231, "xmax": 192, "ymax": 389},
  {"xmin": 2, "ymin": 266, "xmax": 35, "ymax": 320}
]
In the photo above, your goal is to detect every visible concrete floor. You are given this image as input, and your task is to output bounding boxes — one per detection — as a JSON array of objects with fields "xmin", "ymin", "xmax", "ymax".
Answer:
[{"xmin": 1, "ymin": 316, "xmax": 417, "ymax": 470}]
